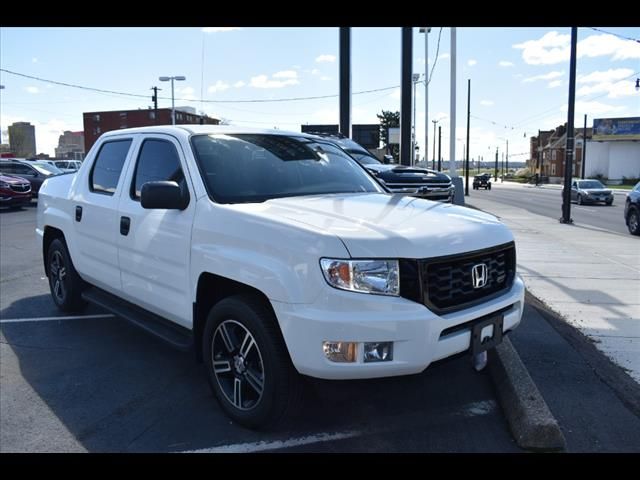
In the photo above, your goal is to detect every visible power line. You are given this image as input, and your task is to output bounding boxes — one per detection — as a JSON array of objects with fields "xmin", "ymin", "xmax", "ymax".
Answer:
[
  {"xmin": 0, "ymin": 68, "xmax": 399, "ymax": 104},
  {"xmin": 588, "ymin": 27, "xmax": 640, "ymax": 44},
  {"xmin": 427, "ymin": 27, "xmax": 444, "ymax": 86}
]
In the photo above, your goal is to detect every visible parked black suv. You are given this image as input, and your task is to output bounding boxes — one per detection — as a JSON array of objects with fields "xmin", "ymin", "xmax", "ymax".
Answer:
[
  {"xmin": 624, "ymin": 181, "xmax": 640, "ymax": 236},
  {"xmin": 473, "ymin": 174, "xmax": 492, "ymax": 190},
  {"xmin": 307, "ymin": 133, "xmax": 454, "ymax": 202}
]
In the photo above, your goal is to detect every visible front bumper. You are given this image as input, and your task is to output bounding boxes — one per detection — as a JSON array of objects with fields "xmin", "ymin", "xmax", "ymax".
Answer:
[
  {"xmin": 272, "ymin": 275, "xmax": 525, "ymax": 379},
  {"xmin": 0, "ymin": 192, "xmax": 32, "ymax": 206}
]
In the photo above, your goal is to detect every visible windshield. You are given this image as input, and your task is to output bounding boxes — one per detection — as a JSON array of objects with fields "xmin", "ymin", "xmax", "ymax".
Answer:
[
  {"xmin": 579, "ymin": 180, "xmax": 605, "ymax": 189},
  {"xmin": 32, "ymin": 163, "xmax": 62, "ymax": 175},
  {"xmin": 347, "ymin": 151, "xmax": 381, "ymax": 165},
  {"xmin": 191, "ymin": 134, "xmax": 384, "ymax": 204}
]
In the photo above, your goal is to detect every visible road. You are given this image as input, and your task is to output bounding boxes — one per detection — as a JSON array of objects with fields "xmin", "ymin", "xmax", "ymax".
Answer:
[{"xmin": 467, "ymin": 182, "xmax": 631, "ymax": 235}]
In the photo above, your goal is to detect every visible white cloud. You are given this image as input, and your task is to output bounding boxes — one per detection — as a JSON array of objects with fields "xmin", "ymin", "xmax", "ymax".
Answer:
[
  {"xmin": 201, "ymin": 27, "xmax": 241, "ymax": 33},
  {"xmin": 320, "ymin": 76, "xmax": 331, "ymax": 81},
  {"xmin": 176, "ymin": 86, "xmax": 196, "ymax": 100},
  {"xmin": 315, "ymin": 54, "xmax": 336, "ymax": 63},
  {"xmin": 480, "ymin": 100, "xmax": 494, "ymax": 106},
  {"xmin": 548, "ymin": 80, "xmax": 563, "ymax": 88},
  {"xmin": 311, "ymin": 68, "xmax": 320, "ymax": 76},
  {"xmin": 208, "ymin": 81, "xmax": 230, "ymax": 93},
  {"xmin": 576, "ymin": 79, "xmax": 636, "ymax": 99},
  {"xmin": 390, "ymin": 88, "xmax": 401, "ymax": 100},
  {"xmin": 272, "ymin": 70, "xmax": 297, "ymax": 79},
  {"xmin": 523, "ymin": 71, "xmax": 564, "ymax": 83},
  {"xmin": 31, "ymin": 57, "xmax": 38, "ymax": 63},
  {"xmin": 233, "ymin": 80, "xmax": 245, "ymax": 88},
  {"xmin": 25, "ymin": 86, "xmax": 40, "ymax": 94},
  {"xmin": 514, "ymin": 31, "xmax": 640, "ymax": 65},
  {"xmin": 467, "ymin": 59, "xmax": 477, "ymax": 66},
  {"xmin": 577, "ymin": 68, "xmax": 634, "ymax": 84},
  {"xmin": 250, "ymin": 73, "xmax": 299, "ymax": 89},
  {"xmin": 561, "ymin": 100, "xmax": 626, "ymax": 116},
  {"xmin": 438, "ymin": 53, "xmax": 450, "ymax": 61},
  {"xmin": 578, "ymin": 33, "xmax": 640, "ymax": 61},
  {"xmin": 499, "ymin": 61, "xmax": 514, "ymax": 67}
]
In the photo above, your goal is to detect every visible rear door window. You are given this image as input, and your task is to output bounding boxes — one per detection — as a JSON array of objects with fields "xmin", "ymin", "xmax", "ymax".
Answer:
[{"xmin": 90, "ymin": 140, "xmax": 133, "ymax": 195}]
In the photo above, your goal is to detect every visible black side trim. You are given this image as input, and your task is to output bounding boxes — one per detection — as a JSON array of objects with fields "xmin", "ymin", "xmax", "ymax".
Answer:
[
  {"xmin": 440, "ymin": 305, "xmax": 513, "ymax": 338},
  {"xmin": 81, "ymin": 286, "xmax": 193, "ymax": 351}
]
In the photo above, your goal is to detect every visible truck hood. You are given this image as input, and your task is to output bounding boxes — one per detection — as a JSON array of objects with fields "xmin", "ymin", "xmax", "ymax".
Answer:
[{"xmin": 251, "ymin": 193, "xmax": 513, "ymax": 258}]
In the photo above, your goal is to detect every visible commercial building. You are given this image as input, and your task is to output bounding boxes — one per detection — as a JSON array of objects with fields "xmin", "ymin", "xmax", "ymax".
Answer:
[
  {"xmin": 8, "ymin": 122, "xmax": 36, "ymax": 158},
  {"xmin": 55, "ymin": 131, "xmax": 85, "ymax": 160},
  {"xmin": 585, "ymin": 117, "xmax": 640, "ymax": 182},
  {"xmin": 83, "ymin": 108, "xmax": 219, "ymax": 152}
]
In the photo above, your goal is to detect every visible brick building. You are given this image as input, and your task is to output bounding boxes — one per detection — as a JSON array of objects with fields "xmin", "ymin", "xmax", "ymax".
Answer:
[
  {"xmin": 83, "ymin": 108, "xmax": 219, "ymax": 152},
  {"xmin": 530, "ymin": 124, "xmax": 592, "ymax": 182}
]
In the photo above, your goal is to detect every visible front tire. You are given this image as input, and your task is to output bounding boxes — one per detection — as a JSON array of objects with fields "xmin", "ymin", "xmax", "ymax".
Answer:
[
  {"xmin": 203, "ymin": 294, "xmax": 300, "ymax": 429},
  {"xmin": 577, "ymin": 194, "xmax": 583, "ymax": 205},
  {"xmin": 47, "ymin": 238, "xmax": 86, "ymax": 312},
  {"xmin": 628, "ymin": 207, "xmax": 640, "ymax": 236}
]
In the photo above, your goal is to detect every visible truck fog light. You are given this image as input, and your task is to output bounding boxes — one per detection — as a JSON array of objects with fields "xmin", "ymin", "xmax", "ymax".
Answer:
[
  {"xmin": 363, "ymin": 342, "xmax": 393, "ymax": 363},
  {"xmin": 323, "ymin": 341, "xmax": 357, "ymax": 363}
]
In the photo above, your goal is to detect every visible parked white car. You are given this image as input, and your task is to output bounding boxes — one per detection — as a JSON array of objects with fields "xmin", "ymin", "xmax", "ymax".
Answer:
[
  {"xmin": 37, "ymin": 126, "xmax": 524, "ymax": 428},
  {"xmin": 54, "ymin": 160, "xmax": 82, "ymax": 173}
]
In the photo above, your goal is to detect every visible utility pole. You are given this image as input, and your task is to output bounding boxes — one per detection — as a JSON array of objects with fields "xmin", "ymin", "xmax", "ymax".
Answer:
[
  {"xmin": 581, "ymin": 114, "xmax": 587, "ymax": 179},
  {"xmin": 465, "ymin": 78, "xmax": 471, "ymax": 196},
  {"xmin": 478, "ymin": 155, "xmax": 481, "ymax": 173},
  {"xmin": 438, "ymin": 126, "xmax": 442, "ymax": 171},
  {"xmin": 400, "ymin": 27, "xmax": 413, "ymax": 166},
  {"xmin": 420, "ymin": 28, "xmax": 431, "ymax": 169},
  {"xmin": 339, "ymin": 27, "xmax": 352, "ymax": 138},
  {"xmin": 506, "ymin": 139, "xmax": 509, "ymax": 176},
  {"xmin": 449, "ymin": 27, "xmax": 457, "ymax": 177},
  {"xmin": 432, "ymin": 120, "xmax": 438, "ymax": 170},
  {"xmin": 561, "ymin": 27, "xmax": 577, "ymax": 225},
  {"xmin": 501, "ymin": 152, "xmax": 505, "ymax": 182},
  {"xmin": 151, "ymin": 86, "xmax": 160, "ymax": 124},
  {"xmin": 494, "ymin": 147, "xmax": 499, "ymax": 181},
  {"xmin": 412, "ymin": 73, "xmax": 420, "ymax": 165}
]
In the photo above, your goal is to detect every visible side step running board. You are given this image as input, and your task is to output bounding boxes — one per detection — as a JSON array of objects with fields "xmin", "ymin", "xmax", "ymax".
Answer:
[{"xmin": 82, "ymin": 287, "xmax": 193, "ymax": 351}]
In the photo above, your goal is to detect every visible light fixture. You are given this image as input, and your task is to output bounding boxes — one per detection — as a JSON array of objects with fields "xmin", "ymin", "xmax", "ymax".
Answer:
[{"xmin": 636, "ymin": 78, "xmax": 640, "ymax": 92}]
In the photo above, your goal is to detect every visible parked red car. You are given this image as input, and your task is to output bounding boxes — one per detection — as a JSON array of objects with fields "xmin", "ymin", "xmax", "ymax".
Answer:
[{"xmin": 0, "ymin": 174, "xmax": 32, "ymax": 208}]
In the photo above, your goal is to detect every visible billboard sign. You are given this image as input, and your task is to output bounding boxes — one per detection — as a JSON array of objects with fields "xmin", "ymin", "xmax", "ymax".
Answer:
[{"xmin": 592, "ymin": 117, "xmax": 640, "ymax": 141}]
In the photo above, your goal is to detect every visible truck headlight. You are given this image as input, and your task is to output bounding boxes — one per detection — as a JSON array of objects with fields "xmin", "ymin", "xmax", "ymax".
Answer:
[{"xmin": 320, "ymin": 258, "xmax": 399, "ymax": 296}]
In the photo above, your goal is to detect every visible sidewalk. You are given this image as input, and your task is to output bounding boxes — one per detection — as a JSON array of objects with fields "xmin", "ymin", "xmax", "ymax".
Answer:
[{"xmin": 465, "ymin": 186, "xmax": 640, "ymax": 384}]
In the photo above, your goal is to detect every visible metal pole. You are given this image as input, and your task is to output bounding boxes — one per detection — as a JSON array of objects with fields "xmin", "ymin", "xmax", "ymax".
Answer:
[
  {"xmin": 171, "ymin": 78, "xmax": 176, "ymax": 125},
  {"xmin": 425, "ymin": 29, "xmax": 429, "ymax": 167},
  {"xmin": 506, "ymin": 139, "xmax": 509, "ymax": 176},
  {"xmin": 561, "ymin": 27, "xmax": 577, "ymax": 224},
  {"xmin": 0, "ymin": 85, "xmax": 4, "ymax": 145},
  {"xmin": 581, "ymin": 114, "xmax": 587, "ymax": 179},
  {"xmin": 413, "ymin": 78, "xmax": 417, "ymax": 165},
  {"xmin": 339, "ymin": 27, "xmax": 351, "ymax": 138},
  {"xmin": 494, "ymin": 147, "xmax": 498, "ymax": 181},
  {"xmin": 536, "ymin": 129, "xmax": 541, "ymax": 186},
  {"xmin": 501, "ymin": 152, "xmax": 504, "ymax": 182},
  {"xmin": 400, "ymin": 27, "xmax": 413, "ymax": 166},
  {"xmin": 438, "ymin": 126, "xmax": 442, "ymax": 171},
  {"xmin": 465, "ymin": 78, "xmax": 471, "ymax": 196},
  {"xmin": 449, "ymin": 27, "xmax": 457, "ymax": 176},
  {"xmin": 432, "ymin": 120, "xmax": 437, "ymax": 169}
]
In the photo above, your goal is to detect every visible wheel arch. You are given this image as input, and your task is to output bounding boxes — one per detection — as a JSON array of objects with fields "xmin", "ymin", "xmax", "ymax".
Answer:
[{"xmin": 193, "ymin": 272, "xmax": 279, "ymax": 363}]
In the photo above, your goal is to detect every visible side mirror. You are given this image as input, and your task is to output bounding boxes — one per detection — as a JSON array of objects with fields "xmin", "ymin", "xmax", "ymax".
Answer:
[{"xmin": 140, "ymin": 181, "xmax": 189, "ymax": 210}]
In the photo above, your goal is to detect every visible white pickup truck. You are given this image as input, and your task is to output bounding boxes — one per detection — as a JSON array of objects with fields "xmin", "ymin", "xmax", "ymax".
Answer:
[{"xmin": 37, "ymin": 126, "xmax": 524, "ymax": 428}]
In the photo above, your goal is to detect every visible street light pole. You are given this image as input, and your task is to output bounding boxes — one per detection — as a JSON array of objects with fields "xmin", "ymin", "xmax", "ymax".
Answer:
[
  {"xmin": 412, "ymin": 73, "xmax": 420, "ymax": 165},
  {"xmin": 159, "ymin": 75, "xmax": 186, "ymax": 125},
  {"xmin": 465, "ymin": 78, "xmax": 471, "ymax": 196},
  {"xmin": 432, "ymin": 119, "xmax": 438, "ymax": 170},
  {"xmin": 0, "ymin": 85, "xmax": 4, "ymax": 145},
  {"xmin": 561, "ymin": 27, "xmax": 577, "ymax": 225},
  {"xmin": 494, "ymin": 147, "xmax": 499, "ymax": 181},
  {"xmin": 420, "ymin": 27, "xmax": 431, "ymax": 168}
]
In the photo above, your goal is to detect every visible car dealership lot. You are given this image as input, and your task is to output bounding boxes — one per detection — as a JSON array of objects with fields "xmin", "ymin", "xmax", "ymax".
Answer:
[{"xmin": 1, "ymin": 205, "xmax": 519, "ymax": 453}]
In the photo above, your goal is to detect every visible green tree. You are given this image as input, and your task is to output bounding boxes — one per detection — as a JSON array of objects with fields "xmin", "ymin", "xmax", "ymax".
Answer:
[{"xmin": 377, "ymin": 110, "xmax": 400, "ymax": 161}]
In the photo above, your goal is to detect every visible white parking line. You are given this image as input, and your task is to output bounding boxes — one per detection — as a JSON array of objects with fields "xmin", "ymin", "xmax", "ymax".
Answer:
[
  {"xmin": 182, "ymin": 399, "xmax": 496, "ymax": 453},
  {"xmin": 0, "ymin": 314, "xmax": 115, "ymax": 324},
  {"xmin": 184, "ymin": 430, "xmax": 362, "ymax": 453}
]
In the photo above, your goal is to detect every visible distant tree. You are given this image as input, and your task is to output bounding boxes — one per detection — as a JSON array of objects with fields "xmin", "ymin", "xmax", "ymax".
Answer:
[{"xmin": 377, "ymin": 110, "xmax": 400, "ymax": 161}]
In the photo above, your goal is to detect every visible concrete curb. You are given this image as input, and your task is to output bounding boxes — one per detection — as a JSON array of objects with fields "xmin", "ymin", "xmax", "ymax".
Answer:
[{"xmin": 488, "ymin": 337, "xmax": 566, "ymax": 451}]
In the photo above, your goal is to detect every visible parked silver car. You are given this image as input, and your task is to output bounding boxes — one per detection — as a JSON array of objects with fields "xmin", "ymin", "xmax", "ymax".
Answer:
[{"xmin": 569, "ymin": 179, "xmax": 613, "ymax": 206}]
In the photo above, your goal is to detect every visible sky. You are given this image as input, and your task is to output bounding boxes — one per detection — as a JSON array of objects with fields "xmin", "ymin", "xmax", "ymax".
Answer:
[{"xmin": 1, "ymin": 26, "xmax": 639, "ymax": 162}]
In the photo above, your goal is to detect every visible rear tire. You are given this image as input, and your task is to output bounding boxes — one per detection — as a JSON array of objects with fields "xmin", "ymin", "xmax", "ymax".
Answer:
[
  {"xmin": 47, "ymin": 238, "xmax": 87, "ymax": 313},
  {"xmin": 203, "ymin": 294, "xmax": 301, "ymax": 430},
  {"xmin": 628, "ymin": 208, "xmax": 640, "ymax": 236}
]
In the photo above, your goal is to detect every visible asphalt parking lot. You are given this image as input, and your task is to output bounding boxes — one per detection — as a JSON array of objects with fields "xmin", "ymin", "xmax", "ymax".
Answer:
[{"xmin": 1, "ymin": 203, "xmax": 521, "ymax": 453}]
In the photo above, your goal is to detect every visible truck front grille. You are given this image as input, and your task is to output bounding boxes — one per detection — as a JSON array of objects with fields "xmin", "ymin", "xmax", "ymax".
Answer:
[{"xmin": 399, "ymin": 242, "xmax": 516, "ymax": 314}]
